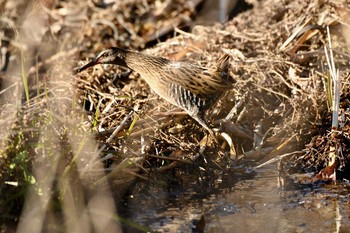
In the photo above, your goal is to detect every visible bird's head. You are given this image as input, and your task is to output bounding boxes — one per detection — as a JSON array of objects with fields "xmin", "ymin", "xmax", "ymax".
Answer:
[{"xmin": 76, "ymin": 47, "xmax": 128, "ymax": 72}]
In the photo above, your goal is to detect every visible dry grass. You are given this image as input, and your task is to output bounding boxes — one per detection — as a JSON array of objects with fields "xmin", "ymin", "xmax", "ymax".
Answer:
[{"xmin": 1, "ymin": 0, "xmax": 350, "ymax": 232}]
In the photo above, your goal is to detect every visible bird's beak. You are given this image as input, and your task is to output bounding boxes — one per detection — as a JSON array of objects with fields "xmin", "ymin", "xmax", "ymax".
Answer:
[{"xmin": 76, "ymin": 57, "xmax": 99, "ymax": 73}]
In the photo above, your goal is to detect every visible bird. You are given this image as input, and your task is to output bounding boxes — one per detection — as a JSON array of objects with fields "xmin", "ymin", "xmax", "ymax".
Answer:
[{"xmin": 77, "ymin": 47, "xmax": 234, "ymax": 141}]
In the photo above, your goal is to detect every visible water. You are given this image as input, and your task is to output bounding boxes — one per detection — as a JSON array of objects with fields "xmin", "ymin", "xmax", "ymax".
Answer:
[
  {"xmin": 120, "ymin": 163, "xmax": 350, "ymax": 232},
  {"xmin": 195, "ymin": 0, "xmax": 239, "ymax": 24}
]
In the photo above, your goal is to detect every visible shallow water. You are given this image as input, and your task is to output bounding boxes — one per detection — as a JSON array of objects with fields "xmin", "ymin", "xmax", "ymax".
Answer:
[{"xmin": 120, "ymin": 163, "xmax": 350, "ymax": 233}]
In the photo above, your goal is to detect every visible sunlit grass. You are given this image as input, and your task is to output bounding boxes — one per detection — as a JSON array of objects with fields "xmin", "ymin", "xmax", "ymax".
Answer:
[
  {"xmin": 125, "ymin": 111, "xmax": 139, "ymax": 138},
  {"xmin": 93, "ymin": 98, "xmax": 103, "ymax": 130},
  {"xmin": 324, "ymin": 26, "xmax": 341, "ymax": 174},
  {"xmin": 20, "ymin": 49, "xmax": 30, "ymax": 107},
  {"xmin": 324, "ymin": 26, "xmax": 340, "ymax": 130}
]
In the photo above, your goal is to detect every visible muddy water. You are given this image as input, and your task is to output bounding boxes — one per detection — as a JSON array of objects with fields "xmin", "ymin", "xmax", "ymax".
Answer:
[
  {"xmin": 211, "ymin": 165, "xmax": 350, "ymax": 233},
  {"xmin": 121, "ymin": 163, "xmax": 350, "ymax": 233}
]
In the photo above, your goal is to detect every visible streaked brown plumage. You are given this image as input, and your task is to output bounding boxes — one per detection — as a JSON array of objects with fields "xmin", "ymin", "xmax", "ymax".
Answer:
[{"xmin": 77, "ymin": 47, "xmax": 233, "ymax": 139}]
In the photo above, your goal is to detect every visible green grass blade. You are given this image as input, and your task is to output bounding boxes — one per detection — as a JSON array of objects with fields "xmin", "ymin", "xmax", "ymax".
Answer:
[{"xmin": 20, "ymin": 49, "xmax": 30, "ymax": 106}]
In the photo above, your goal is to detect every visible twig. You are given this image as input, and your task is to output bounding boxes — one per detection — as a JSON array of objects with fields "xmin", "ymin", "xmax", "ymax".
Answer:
[
  {"xmin": 96, "ymin": 110, "xmax": 134, "ymax": 155},
  {"xmin": 0, "ymin": 82, "xmax": 17, "ymax": 96},
  {"xmin": 254, "ymin": 151, "xmax": 303, "ymax": 169},
  {"xmin": 146, "ymin": 154, "xmax": 192, "ymax": 163}
]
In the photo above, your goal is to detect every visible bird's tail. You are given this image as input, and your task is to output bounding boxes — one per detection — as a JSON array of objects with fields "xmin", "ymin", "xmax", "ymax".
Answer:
[
  {"xmin": 216, "ymin": 53, "xmax": 231, "ymax": 72},
  {"xmin": 216, "ymin": 53, "xmax": 235, "ymax": 86}
]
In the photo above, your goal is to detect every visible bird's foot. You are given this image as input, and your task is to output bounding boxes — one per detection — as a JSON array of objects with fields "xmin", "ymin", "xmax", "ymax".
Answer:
[{"xmin": 199, "ymin": 129, "xmax": 236, "ymax": 159}]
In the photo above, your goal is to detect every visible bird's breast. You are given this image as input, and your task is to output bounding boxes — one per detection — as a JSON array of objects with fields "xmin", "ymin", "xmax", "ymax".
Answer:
[{"xmin": 131, "ymin": 66, "xmax": 172, "ymax": 102}]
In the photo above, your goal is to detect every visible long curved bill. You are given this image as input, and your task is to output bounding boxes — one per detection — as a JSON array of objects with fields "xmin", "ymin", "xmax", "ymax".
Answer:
[{"xmin": 76, "ymin": 58, "xmax": 99, "ymax": 73}]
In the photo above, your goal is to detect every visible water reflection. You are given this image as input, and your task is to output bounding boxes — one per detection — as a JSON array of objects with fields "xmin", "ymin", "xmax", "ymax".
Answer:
[{"xmin": 120, "ymin": 163, "xmax": 350, "ymax": 232}]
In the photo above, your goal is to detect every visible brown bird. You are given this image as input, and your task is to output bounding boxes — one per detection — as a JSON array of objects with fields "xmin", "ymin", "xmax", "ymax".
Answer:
[{"xmin": 77, "ymin": 47, "xmax": 233, "ymax": 140}]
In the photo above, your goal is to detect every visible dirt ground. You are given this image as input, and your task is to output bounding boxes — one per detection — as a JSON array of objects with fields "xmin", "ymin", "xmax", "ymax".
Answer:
[{"xmin": 1, "ymin": 0, "xmax": 350, "ymax": 232}]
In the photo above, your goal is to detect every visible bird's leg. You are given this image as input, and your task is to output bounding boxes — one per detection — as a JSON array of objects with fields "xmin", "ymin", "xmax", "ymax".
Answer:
[
  {"xmin": 194, "ymin": 115, "xmax": 224, "ymax": 147},
  {"xmin": 190, "ymin": 114, "xmax": 218, "ymax": 143}
]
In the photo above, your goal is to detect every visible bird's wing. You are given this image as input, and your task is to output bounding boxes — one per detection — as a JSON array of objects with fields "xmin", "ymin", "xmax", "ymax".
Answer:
[{"xmin": 163, "ymin": 61, "xmax": 232, "ymax": 96}]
